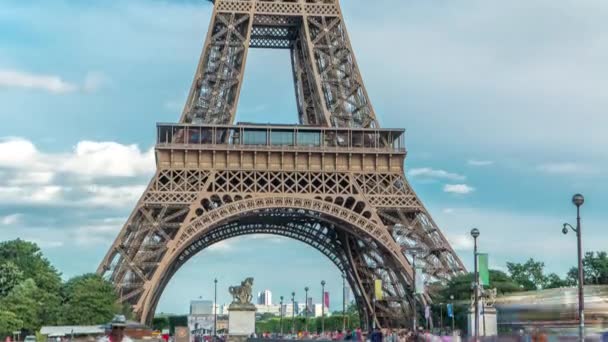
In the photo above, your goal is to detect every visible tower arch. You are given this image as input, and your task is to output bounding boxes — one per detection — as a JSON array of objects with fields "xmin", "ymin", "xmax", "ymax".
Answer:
[{"xmin": 138, "ymin": 196, "xmax": 415, "ymax": 327}]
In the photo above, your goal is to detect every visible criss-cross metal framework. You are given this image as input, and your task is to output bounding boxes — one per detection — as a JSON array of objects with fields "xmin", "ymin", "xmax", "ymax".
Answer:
[
  {"xmin": 182, "ymin": 0, "xmax": 376, "ymax": 128},
  {"xmin": 98, "ymin": 0, "xmax": 465, "ymax": 329}
]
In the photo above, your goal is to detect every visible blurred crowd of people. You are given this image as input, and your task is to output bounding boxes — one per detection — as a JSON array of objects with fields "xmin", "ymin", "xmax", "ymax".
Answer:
[{"xmin": 252, "ymin": 327, "xmax": 461, "ymax": 342}]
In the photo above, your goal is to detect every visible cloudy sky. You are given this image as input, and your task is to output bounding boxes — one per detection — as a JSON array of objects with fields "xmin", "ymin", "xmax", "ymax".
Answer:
[{"xmin": 0, "ymin": 0, "xmax": 607, "ymax": 314}]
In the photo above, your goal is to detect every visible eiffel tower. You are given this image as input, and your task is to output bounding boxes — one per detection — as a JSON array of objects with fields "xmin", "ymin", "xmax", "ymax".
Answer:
[{"xmin": 98, "ymin": 0, "xmax": 465, "ymax": 328}]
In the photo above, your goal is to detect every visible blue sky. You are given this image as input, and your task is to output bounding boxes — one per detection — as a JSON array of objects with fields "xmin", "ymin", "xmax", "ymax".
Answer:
[{"xmin": 0, "ymin": 0, "xmax": 607, "ymax": 314}]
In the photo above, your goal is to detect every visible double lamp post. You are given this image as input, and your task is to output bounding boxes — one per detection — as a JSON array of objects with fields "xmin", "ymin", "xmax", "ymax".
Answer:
[
  {"xmin": 563, "ymin": 193, "xmax": 585, "ymax": 341},
  {"xmin": 469, "ymin": 193, "xmax": 585, "ymax": 341}
]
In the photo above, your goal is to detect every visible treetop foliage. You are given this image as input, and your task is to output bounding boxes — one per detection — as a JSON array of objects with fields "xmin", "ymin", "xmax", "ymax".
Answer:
[{"xmin": 0, "ymin": 239, "xmax": 130, "ymax": 337}]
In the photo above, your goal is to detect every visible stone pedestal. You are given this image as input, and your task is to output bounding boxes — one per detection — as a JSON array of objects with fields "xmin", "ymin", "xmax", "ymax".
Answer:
[
  {"xmin": 228, "ymin": 303, "xmax": 256, "ymax": 341},
  {"xmin": 467, "ymin": 306, "xmax": 497, "ymax": 337}
]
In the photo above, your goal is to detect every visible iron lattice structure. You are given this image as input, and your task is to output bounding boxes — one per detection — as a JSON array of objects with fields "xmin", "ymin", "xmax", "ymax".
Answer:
[{"xmin": 98, "ymin": 0, "xmax": 465, "ymax": 329}]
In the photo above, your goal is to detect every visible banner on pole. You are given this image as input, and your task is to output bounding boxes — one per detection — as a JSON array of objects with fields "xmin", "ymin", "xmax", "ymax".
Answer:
[
  {"xmin": 324, "ymin": 291, "xmax": 330, "ymax": 310},
  {"xmin": 447, "ymin": 303, "xmax": 453, "ymax": 318},
  {"xmin": 424, "ymin": 305, "xmax": 430, "ymax": 319},
  {"xmin": 415, "ymin": 266, "xmax": 425, "ymax": 294},
  {"xmin": 478, "ymin": 253, "xmax": 490, "ymax": 286},
  {"xmin": 374, "ymin": 279, "xmax": 383, "ymax": 300},
  {"xmin": 295, "ymin": 301, "xmax": 299, "ymax": 314}
]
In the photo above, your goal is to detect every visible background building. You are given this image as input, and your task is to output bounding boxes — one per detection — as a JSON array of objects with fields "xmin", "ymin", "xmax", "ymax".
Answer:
[
  {"xmin": 252, "ymin": 302, "xmax": 329, "ymax": 317},
  {"xmin": 311, "ymin": 303, "xmax": 329, "ymax": 318},
  {"xmin": 344, "ymin": 286, "xmax": 351, "ymax": 306},
  {"xmin": 257, "ymin": 289, "xmax": 272, "ymax": 305},
  {"xmin": 190, "ymin": 299, "xmax": 213, "ymax": 315}
]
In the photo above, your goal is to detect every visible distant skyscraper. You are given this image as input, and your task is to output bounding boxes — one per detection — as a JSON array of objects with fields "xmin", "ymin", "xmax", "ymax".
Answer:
[
  {"xmin": 257, "ymin": 289, "xmax": 272, "ymax": 305},
  {"xmin": 264, "ymin": 289, "xmax": 272, "ymax": 305},
  {"xmin": 344, "ymin": 286, "xmax": 351, "ymax": 305}
]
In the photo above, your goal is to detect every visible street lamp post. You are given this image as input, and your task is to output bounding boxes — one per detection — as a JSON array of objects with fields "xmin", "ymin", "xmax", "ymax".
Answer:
[
  {"xmin": 305, "ymin": 286, "xmax": 310, "ymax": 333},
  {"xmin": 291, "ymin": 291, "xmax": 296, "ymax": 334},
  {"xmin": 412, "ymin": 253, "xmax": 417, "ymax": 331},
  {"xmin": 440, "ymin": 302, "xmax": 443, "ymax": 334},
  {"xmin": 563, "ymin": 193, "xmax": 585, "ymax": 341},
  {"xmin": 321, "ymin": 280, "xmax": 326, "ymax": 334},
  {"xmin": 471, "ymin": 228, "xmax": 480, "ymax": 341},
  {"xmin": 406, "ymin": 248, "xmax": 423, "ymax": 332},
  {"xmin": 450, "ymin": 295, "xmax": 455, "ymax": 333},
  {"xmin": 213, "ymin": 278, "xmax": 218, "ymax": 338},
  {"xmin": 280, "ymin": 296, "xmax": 284, "ymax": 336},
  {"xmin": 342, "ymin": 273, "xmax": 346, "ymax": 332}
]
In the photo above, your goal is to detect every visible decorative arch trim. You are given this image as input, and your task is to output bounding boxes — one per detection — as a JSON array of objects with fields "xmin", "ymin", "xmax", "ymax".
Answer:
[{"xmin": 139, "ymin": 195, "xmax": 413, "ymax": 323}]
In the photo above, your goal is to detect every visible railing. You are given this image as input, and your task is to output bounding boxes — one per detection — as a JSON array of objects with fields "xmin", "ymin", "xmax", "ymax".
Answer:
[{"xmin": 156, "ymin": 123, "xmax": 406, "ymax": 153}]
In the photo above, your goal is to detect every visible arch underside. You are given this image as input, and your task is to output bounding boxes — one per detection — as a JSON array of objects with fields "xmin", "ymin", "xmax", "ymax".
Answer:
[{"xmin": 148, "ymin": 210, "xmax": 415, "ymax": 329}]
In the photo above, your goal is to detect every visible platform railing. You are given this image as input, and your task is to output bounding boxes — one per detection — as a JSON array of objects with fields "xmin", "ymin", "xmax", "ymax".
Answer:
[{"xmin": 156, "ymin": 123, "xmax": 406, "ymax": 153}]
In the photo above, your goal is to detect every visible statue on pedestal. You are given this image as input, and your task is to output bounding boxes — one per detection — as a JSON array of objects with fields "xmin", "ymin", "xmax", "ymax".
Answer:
[
  {"xmin": 470, "ymin": 287, "xmax": 497, "ymax": 308},
  {"xmin": 467, "ymin": 286, "xmax": 498, "ymax": 337},
  {"xmin": 227, "ymin": 277, "xmax": 257, "ymax": 340},
  {"xmin": 482, "ymin": 287, "xmax": 497, "ymax": 307},
  {"xmin": 228, "ymin": 277, "xmax": 255, "ymax": 309}
]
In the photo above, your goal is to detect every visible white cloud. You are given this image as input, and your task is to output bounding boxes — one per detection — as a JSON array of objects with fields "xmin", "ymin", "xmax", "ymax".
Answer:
[
  {"xmin": 82, "ymin": 184, "xmax": 146, "ymax": 208},
  {"xmin": 442, "ymin": 208, "xmax": 455, "ymax": 214},
  {"xmin": 29, "ymin": 239, "xmax": 64, "ymax": 248},
  {"xmin": 408, "ymin": 167, "xmax": 465, "ymax": 181},
  {"xmin": 0, "ymin": 69, "xmax": 109, "ymax": 94},
  {"xmin": 82, "ymin": 71, "xmax": 109, "ymax": 92},
  {"xmin": 74, "ymin": 222, "xmax": 122, "ymax": 246},
  {"xmin": 8, "ymin": 171, "xmax": 55, "ymax": 185},
  {"xmin": 0, "ymin": 69, "xmax": 77, "ymax": 94},
  {"xmin": 30, "ymin": 186, "xmax": 63, "ymax": 202},
  {"xmin": 249, "ymin": 234, "xmax": 286, "ymax": 244},
  {"xmin": 0, "ymin": 138, "xmax": 41, "ymax": 168},
  {"xmin": 0, "ymin": 137, "xmax": 152, "ymax": 206},
  {"xmin": 467, "ymin": 160, "xmax": 494, "ymax": 167},
  {"xmin": 443, "ymin": 184, "xmax": 475, "ymax": 195},
  {"xmin": 0, "ymin": 137, "xmax": 154, "ymax": 179},
  {"xmin": 62, "ymin": 141, "xmax": 155, "ymax": 178},
  {"xmin": 1, "ymin": 213, "xmax": 22, "ymax": 225},
  {"xmin": 537, "ymin": 162, "xmax": 599, "ymax": 175},
  {"xmin": 0, "ymin": 218, "xmax": 127, "ymax": 248},
  {"xmin": 447, "ymin": 233, "xmax": 474, "ymax": 251},
  {"xmin": 206, "ymin": 240, "xmax": 235, "ymax": 253},
  {"xmin": 0, "ymin": 185, "xmax": 63, "ymax": 204}
]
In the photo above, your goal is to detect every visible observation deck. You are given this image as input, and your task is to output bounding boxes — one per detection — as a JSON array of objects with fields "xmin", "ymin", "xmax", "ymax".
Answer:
[{"xmin": 155, "ymin": 123, "xmax": 406, "ymax": 172}]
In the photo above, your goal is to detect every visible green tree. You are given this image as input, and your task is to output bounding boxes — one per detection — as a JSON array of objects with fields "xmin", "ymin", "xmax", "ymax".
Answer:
[
  {"xmin": 0, "ymin": 279, "xmax": 43, "ymax": 332},
  {"xmin": 152, "ymin": 316, "xmax": 170, "ymax": 331},
  {"xmin": 433, "ymin": 270, "xmax": 522, "ymax": 333},
  {"xmin": 436, "ymin": 270, "xmax": 521, "ymax": 302},
  {"xmin": 0, "ymin": 240, "xmax": 62, "ymax": 294},
  {"xmin": 544, "ymin": 273, "xmax": 567, "ymax": 289},
  {"xmin": 0, "ymin": 310, "xmax": 24, "ymax": 337},
  {"xmin": 60, "ymin": 274, "xmax": 120, "ymax": 325},
  {"xmin": 583, "ymin": 251, "xmax": 608, "ymax": 284},
  {"xmin": 565, "ymin": 251, "xmax": 608, "ymax": 286},
  {"xmin": 566, "ymin": 267, "xmax": 579, "ymax": 285},
  {"xmin": 506, "ymin": 258, "xmax": 548, "ymax": 290},
  {"xmin": 0, "ymin": 261, "xmax": 24, "ymax": 297}
]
